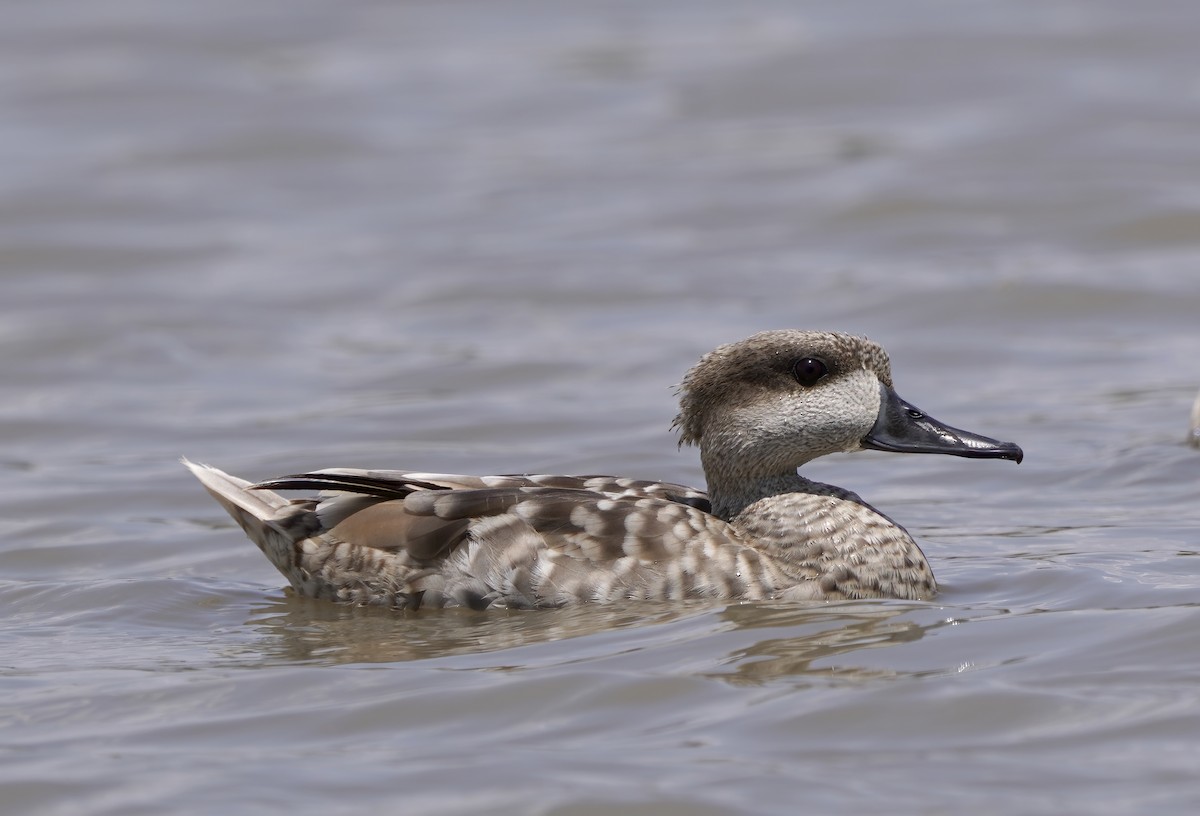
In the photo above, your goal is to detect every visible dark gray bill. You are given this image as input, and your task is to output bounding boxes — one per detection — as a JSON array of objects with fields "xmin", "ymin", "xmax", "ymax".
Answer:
[{"xmin": 863, "ymin": 385, "xmax": 1023, "ymax": 463}]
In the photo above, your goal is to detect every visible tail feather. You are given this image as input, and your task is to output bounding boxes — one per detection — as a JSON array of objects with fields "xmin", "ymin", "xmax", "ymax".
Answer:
[
  {"xmin": 182, "ymin": 458, "xmax": 422, "ymax": 606},
  {"xmin": 182, "ymin": 457, "xmax": 288, "ymax": 517},
  {"xmin": 181, "ymin": 458, "xmax": 302, "ymax": 571}
]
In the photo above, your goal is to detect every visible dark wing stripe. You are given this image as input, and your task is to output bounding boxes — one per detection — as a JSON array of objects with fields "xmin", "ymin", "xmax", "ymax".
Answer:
[
  {"xmin": 254, "ymin": 472, "xmax": 450, "ymax": 497},
  {"xmin": 661, "ymin": 492, "xmax": 711, "ymax": 513}
]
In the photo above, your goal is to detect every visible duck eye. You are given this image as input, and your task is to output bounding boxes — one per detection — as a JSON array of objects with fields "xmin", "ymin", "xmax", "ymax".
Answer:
[{"xmin": 791, "ymin": 357, "xmax": 828, "ymax": 387}]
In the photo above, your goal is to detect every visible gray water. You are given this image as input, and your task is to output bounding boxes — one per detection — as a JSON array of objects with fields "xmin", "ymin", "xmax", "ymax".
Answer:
[{"xmin": 4, "ymin": 1, "xmax": 1200, "ymax": 814}]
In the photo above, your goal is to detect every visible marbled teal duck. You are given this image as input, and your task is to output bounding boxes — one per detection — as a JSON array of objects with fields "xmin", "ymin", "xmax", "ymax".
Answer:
[{"xmin": 184, "ymin": 330, "xmax": 1022, "ymax": 607}]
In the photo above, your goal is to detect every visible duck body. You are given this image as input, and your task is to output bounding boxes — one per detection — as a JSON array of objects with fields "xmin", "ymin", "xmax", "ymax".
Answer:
[{"xmin": 185, "ymin": 330, "xmax": 1022, "ymax": 608}]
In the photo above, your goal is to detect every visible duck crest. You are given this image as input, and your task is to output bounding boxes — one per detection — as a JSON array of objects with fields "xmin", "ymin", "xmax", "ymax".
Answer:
[
  {"xmin": 673, "ymin": 329, "xmax": 892, "ymax": 448},
  {"xmin": 185, "ymin": 330, "xmax": 1020, "ymax": 608}
]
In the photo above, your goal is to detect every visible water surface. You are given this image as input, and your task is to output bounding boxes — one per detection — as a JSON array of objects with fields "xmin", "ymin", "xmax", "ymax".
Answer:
[{"xmin": 3, "ymin": 1, "xmax": 1200, "ymax": 814}]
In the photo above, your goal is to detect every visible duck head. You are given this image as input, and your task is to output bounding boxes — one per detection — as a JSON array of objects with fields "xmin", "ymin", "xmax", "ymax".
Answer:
[{"xmin": 675, "ymin": 330, "xmax": 1023, "ymax": 479}]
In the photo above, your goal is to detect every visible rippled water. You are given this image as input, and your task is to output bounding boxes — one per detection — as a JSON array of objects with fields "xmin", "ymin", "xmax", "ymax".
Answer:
[{"xmin": 4, "ymin": 1, "xmax": 1200, "ymax": 814}]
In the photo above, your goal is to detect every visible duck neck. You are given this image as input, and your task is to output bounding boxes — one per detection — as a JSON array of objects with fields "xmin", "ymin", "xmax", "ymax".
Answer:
[{"xmin": 702, "ymin": 448, "xmax": 816, "ymax": 520}]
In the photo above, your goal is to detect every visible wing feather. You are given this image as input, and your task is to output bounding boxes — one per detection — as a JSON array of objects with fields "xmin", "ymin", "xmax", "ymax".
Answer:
[{"xmin": 249, "ymin": 470, "xmax": 756, "ymax": 605}]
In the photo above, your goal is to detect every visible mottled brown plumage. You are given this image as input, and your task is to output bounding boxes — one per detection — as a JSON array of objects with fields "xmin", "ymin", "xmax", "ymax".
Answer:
[{"xmin": 185, "ymin": 330, "xmax": 1022, "ymax": 608}]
